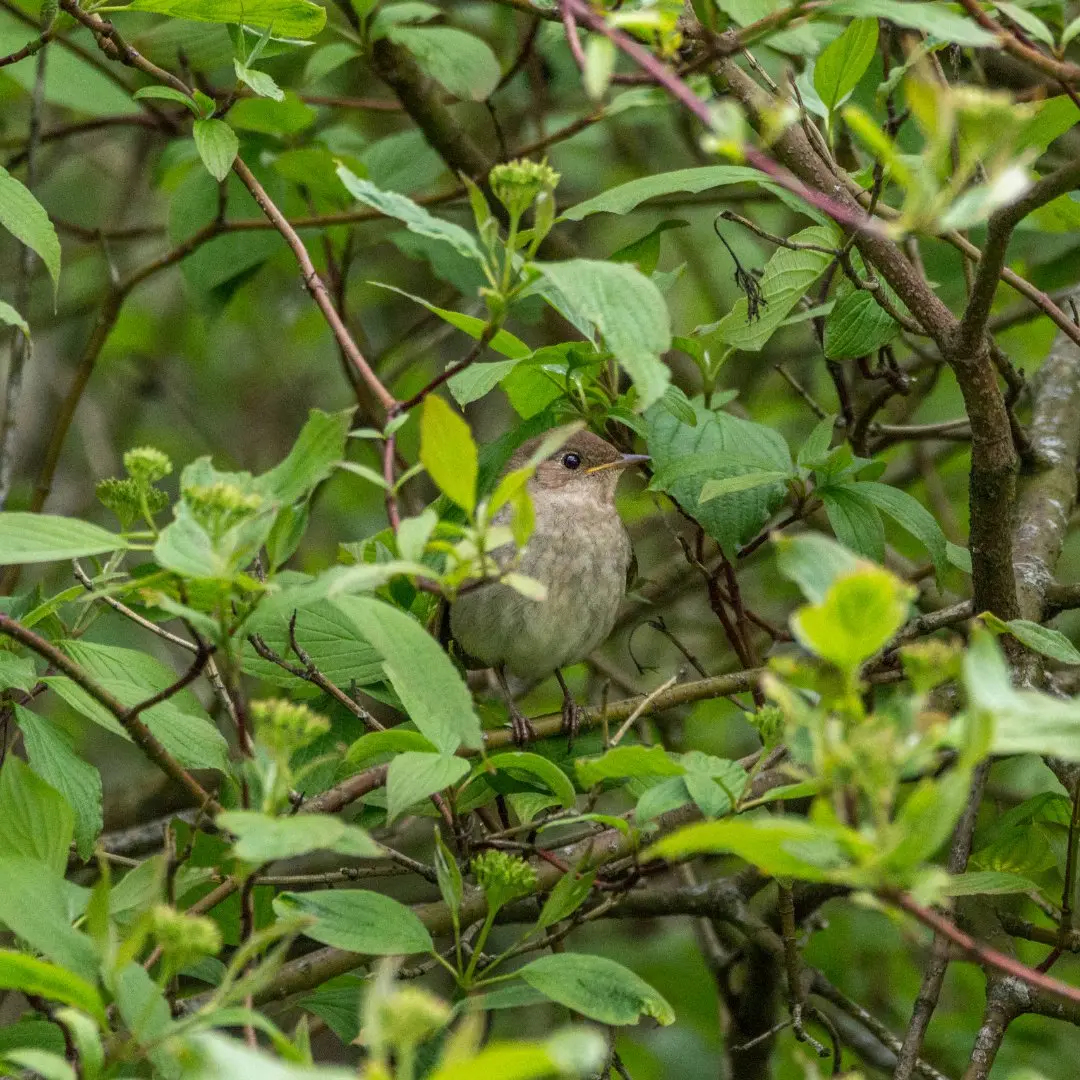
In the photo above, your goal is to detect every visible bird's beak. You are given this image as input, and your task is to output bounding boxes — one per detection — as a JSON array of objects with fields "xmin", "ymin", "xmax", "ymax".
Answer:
[{"xmin": 586, "ymin": 453, "xmax": 651, "ymax": 474}]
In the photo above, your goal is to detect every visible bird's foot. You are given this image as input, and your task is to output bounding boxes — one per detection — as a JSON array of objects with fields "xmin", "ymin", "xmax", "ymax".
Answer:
[
  {"xmin": 560, "ymin": 697, "xmax": 583, "ymax": 749},
  {"xmin": 508, "ymin": 704, "xmax": 536, "ymax": 747}
]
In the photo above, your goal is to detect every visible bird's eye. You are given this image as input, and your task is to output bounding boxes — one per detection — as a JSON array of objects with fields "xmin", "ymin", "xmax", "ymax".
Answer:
[{"xmin": 562, "ymin": 452, "xmax": 582, "ymax": 470}]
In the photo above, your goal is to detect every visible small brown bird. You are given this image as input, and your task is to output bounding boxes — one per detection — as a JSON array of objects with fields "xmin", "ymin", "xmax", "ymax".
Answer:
[{"xmin": 449, "ymin": 430, "xmax": 647, "ymax": 744}]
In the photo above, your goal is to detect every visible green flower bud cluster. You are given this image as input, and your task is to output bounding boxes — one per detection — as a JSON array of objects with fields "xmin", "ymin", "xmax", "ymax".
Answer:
[
  {"xmin": 489, "ymin": 158, "xmax": 560, "ymax": 220},
  {"xmin": 150, "ymin": 904, "xmax": 222, "ymax": 968},
  {"xmin": 748, "ymin": 705, "xmax": 786, "ymax": 749},
  {"xmin": 251, "ymin": 697, "xmax": 330, "ymax": 758},
  {"xmin": 375, "ymin": 986, "xmax": 450, "ymax": 1047},
  {"xmin": 183, "ymin": 480, "xmax": 265, "ymax": 536},
  {"xmin": 471, "ymin": 849, "xmax": 537, "ymax": 912},
  {"xmin": 96, "ymin": 445, "xmax": 174, "ymax": 529}
]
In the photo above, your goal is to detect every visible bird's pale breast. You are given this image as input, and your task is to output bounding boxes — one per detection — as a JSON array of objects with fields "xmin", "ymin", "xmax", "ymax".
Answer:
[{"xmin": 449, "ymin": 489, "xmax": 631, "ymax": 678}]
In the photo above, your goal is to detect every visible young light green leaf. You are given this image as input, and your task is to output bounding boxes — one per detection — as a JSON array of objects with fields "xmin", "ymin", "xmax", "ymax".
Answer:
[
  {"xmin": 274, "ymin": 889, "xmax": 434, "ymax": 954},
  {"xmin": 699, "ymin": 470, "xmax": 792, "ymax": 502},
  {"xmin": 335, "ymin": 596, "xmax": 484, "ymax": 752},
  {"xmin": 385, "ymin": 751, "xmax": 470, "ymax": 822},
  {"xmin": 532, "ymin": 259, "xmax": 672, "ymax": 408},
  {"xmin": 386, "ymin": 26, "xmax": 500, "ymax": 101},
  {"xmin": 517, "ymin": 953, "xmax": 675, "ymax": 1026},
  {"xmin": 193, "ymin": 118, "xmax": 238, "ymax": 182},
  {"xmin": 234, "ymin": 61, "xmax": 284, "ymax": 101},
  {"xmin": 791, "ymin": 564, "xmax": 915, "ymax": 674},
  {"xmin": 940, "ymin": 870, "xmax": 1042, "ymax": 897},
  {"xmin": 995, "ymin": 617, "xmax": 1080, "ymax": 665},
  {"xmin": 337, "ymin": 166, "xmax": 483, "ymax": 263},
  {"xmin": 575, "ymin": 745, "xmax": 684, "ymax": 788},
  {"xmin": 995, "ymin": 2, "xmax": 1054, "ymax": 45},
  {"xmin": 536, "ymin": 870, "xmax": 595, "ymax": 931},
  {"xmin": 0, "ymin": 166, "xmax": 61, "ymax": 295},
  {"xmin": 217, "ymin": 810, "xmax": 381, "ymax": 862},
  {"xmin": 1063, "ymin": 13, "xmax": 1080, "ymax": 47},
  {"xmin": 0, "ymin": 301, "xmax": 29, "ymax": 337},
  {"xmin": 111, "ymin": 0, "xmax": 326, "ymax": 38},
  {"xmin": 430, "ymin": 1031, "xmax": 606, "ymax": 1080},
  {"xmin": 420, "ymin": 394, "xmax": 478, "ymax": 514},
  {"xmin": 714, "ymin": 225, "xmax": 841, "ymax": 352},
  {"xmin": 1, "ymin": 1049, "xmax": 76, "ymax": 1080},
  {"xmin": 584, "ymin": 34, "xmax": 617, "ymax": 100},
  {"xmin": 814, "ymin": 18, "xmax": 878, "ymax": 112},
  {"xmin": 644, "ymin": 814, "xmax": 874, "ymax": 883},
  {"xmin": 433, "ymin": 827, "xmax": 463, "ymax": 923},
  {"xmin": 0, "ymin": 952, "xmax": 106, "ymax": 1027},
  {"xmin": 257, "ymin": 407, "xmax": 353, "ymax": 505},
  {"xmin": 0, "ymin": 757, "xmax": 74, "ymax": 874},
  {"xmin": 133, "ymin": 85, "xmax": 200, "ymax": 115},
  {"xmin": 774, "ymin": 531, "xmax": 864, "ymax": 603},
  {"xmin": 14, "ymin": 706, "xmax": 102, "ymax": 861},
  {"xmin": 0, "ymin": 513, "xmax": 127, "ymax": 564}
]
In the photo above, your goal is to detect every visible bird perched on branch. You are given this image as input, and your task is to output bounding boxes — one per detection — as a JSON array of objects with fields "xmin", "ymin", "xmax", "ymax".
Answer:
[{"xmin": 449, "ymin": 430, "xmax": 647, "ymax": 745}]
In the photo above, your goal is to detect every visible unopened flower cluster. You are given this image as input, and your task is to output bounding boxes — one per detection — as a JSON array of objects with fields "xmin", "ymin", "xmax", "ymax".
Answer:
[
  {"xmin": 251, "ymin": 697, "xmax": 330, "ymax": 758},
  {"xmin": 471, "ymin": 849, "xmax": 537, "ymax": 911},
  {"xmin": 489, "ymin": 158, "xmax": 561, "ymax": 220}
]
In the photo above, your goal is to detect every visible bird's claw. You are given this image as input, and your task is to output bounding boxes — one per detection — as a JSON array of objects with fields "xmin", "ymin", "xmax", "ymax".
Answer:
[
  {"xmin": 561, "ymin": 699, "xmax": 583, "ymax": 749},
  {"xmin": 509, "ymin": 707, "xmax": 536, "ymax": 747}
]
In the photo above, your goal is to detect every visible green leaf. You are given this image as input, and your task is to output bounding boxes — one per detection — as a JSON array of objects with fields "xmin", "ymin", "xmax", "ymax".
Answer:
[
  {"xmin": 193, "ymin": 119, "xmax": 238, "ymax": 182},
  {"xmin": 0, "ymin": 858, "xmax": 97, "ymax": 981},
  {"xmin": 995, "ymin": 2, "xmax": 1054, "ymax": 45},
  {"xmin": 344, "ymin": 728, "xmax": 438, "ymax": 769},
  {"xmin": 337, "ymin": 166, "xmax": 483, "ymax": 263},
  {"xmin": 791, "ymin": 564, "xmax": 914, "ymax": 673},
  {"xmin": 814, "ymin": 18, "xmax": 878, "ymax": 112},
  {"xmin": 482, "ymin": 752, "xmax": 576, "ymax": 809},
  {"xmin": 372, "ymin": 283, "xmax": 531, "ymax": 360},
  {"xmin": 0, "ymin": 300, "xmax": 29, "ymax": 337},
  {"xmin": 110, "ymin": 0, "xmax": 326, "ymax": 38},
  {"xmin": 0, "ymin": 652, "xmax": 36, "ymax": 692},
  {"xmin": 647, "ymin": 399, "xmax": 792, "ymax": 555},
  {"xmin": 258, "ymin": 408, "xmax": 353, "ymax": 505},
  {"xmin": 829, "ymin": 0, "xmax": 996, "ymax": 46},
  {"xmin": 997, "ymin": 617, "xmax": 1080, "ymax": 665},
  {"xmin": 0, "ymin": 166, "xmax": 60, "ymax": 296},
  {"xmin": 387, "ymin": 26, "xmax": 500, "ymax": 101},
  {"xmin": 584, "ymin": 34, "xmax": 617, "ymax": 100},
  {"xmin": 275, "ymin": 889, "xmax": 434, "ymax": 954},
  {"xmin": 644, "ymin": 815, "xmax": 873, "ymax": 883},
  {"xmin": 575, "ymin": 745, "xmax": 684, "ymax": 788},
  {"xmin": 429, "ymin": 1030, "xmax": 607, "ymax": 1080},
  {"xmin": 0, "ymin": 756, "xmax": 73, "ymax": 874},
  {"xmin": 851, "ymin": 482, "xmax": 950, "ymax": 579},
  {"xmin": 420, "ymin": 394, "xmax": 478, "ymax": 513},
  {"xmin": 821, "ymin": 486, "xmax": 885, "ymax": 563},
  {"xmin": 940, "ymin": 870, "xmax": 1042, "ymax": 897},
  {"xmin": 532, "ymin": 260, "xmax": 672, "ymax": 409},
  {"xmin": 54, "ymin": 641, "xmax": 230, "ymax": 772},
  {"xmin": 1, "ymin": 1049, "xmax": 76, "ymax": 1080},
  {"xmin": 336, "ymin": 595, "xmax": 483, "ymax": 752},
  {"xmin": 14, "ymin": 706, "xmax": 102, "ymax": 861},
  {"xmin": 0, "ymin": 952, "xmax": 105, "ymax": 1027},
  {"xmin": 1063, "ymin": 13, "xmax": 1080, "ymax": 47},
  {"xmin": 234, "ymin": 61, "xmax": 284, "ymax": 102},
  {"xmin": 536, "ymin": 870, "xmax": 595, "ymax": 931},
  {"xmin": 965, "ymin": 629, "xmax": 1080, "ymax": 760},
  {"xmin": 797, "ymin": 415, "xmax": 836, "ymax": 468},
  {"xmin": 385, "ymin": 751, "xmax": 470, "ymax": 822},
  {"xmin": 228, "ymin": 92, "xmax": 316, "ymax": 135},
  {"xmin": 517, "ymin": 953, "xmax": 675, "ymax": 1026},
  {"xmin": 242, "ymin": 599, "xmax": 384, "ymax": 691},
  {"xmin": 699, "ymin": 470, "xmax": 792, "ymax": 502},
  {"xmin": 560, "ymin": 165, "xmax": 809, "ymax": 222},
  {"xmin": 823, "ymin": 288, "xmax": 899, "ymax": 359},
  {"xmin": 433, "ymin": 827, "xmax": 462, "ymax": 924},
  {"xmin": 133, "ymin": 85, "xmax": 200, "ymax": 115},
  {"xmin": 217, "ymin": 811, "xmax": 381, "ymax": 862},
  {"xmin": 0, "ymin": 513, "xmax": 127, "ymax": 564},
  {"xmin": 774, "ymin": 531, "xmax": 863, "ymax": 603},
  {"xmin": 714, "ymin": 225, "xmax": 841, "ymax": 352}
]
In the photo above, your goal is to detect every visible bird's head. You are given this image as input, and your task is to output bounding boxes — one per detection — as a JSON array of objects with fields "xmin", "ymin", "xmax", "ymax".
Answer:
[{"xmin": 507, "ymin": 430, "xmax": 648, "ymax": 504}]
